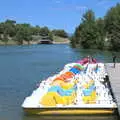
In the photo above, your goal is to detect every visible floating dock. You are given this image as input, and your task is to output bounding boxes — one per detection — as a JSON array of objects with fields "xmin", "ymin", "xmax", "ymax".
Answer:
[{"xmin": 106, "ymin": 63, "xmax": 120, "ymax": 115}]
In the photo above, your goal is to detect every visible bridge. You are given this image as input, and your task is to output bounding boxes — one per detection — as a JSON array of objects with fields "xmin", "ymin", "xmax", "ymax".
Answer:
[{"xmin": 38, "ymin": 36, "xmax": 53, "ymax": 44}]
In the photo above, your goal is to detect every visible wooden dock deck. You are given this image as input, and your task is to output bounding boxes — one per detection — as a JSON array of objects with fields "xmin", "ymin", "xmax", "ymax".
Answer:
[{"xmin": 106, "ymin": 63, "xmax": 120, "ymax": 114}]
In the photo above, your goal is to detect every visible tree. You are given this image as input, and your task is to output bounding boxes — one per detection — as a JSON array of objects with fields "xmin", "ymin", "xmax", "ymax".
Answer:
[
  {"xmin": 0, "ymin": 23, "xmax": 4, "ymax": 40},
  {"xmin": 15, "ymin": 23, "xmax": 33, "ymax": 45},
  {"xmin": 70, "ymin": 26, "xmax": 82, "ymax": 48},
  {"xmin": 0, "ymin": 22, "xmax": 10, "ymax": 44},
  {"xmin": 3, "ymin": 31, "xmax": 9, "ymax": 45},
  {"xmin": 31, "ymin": 25, "xmax": 41, "ymax": 35},
  {"xmin": 52, "ymin": 29, "xmax": 68, "ymax": 38},
  {"xmin": 15, "ymin": 29, "xmax": 24, "ymax": 45},
  {"xmin": 0, "ymin": 19, "xmax": 68, "ymax": 45},
  {"xmin": 48, "ymin": 32, "xmax": 53, "ymax": 41},
  {"xmin": 70, "ymin": 3, "xmax": 120, "ymax": 51},
  {"xmin": 5, "ymin": 19, "xmax": 16, "ymax": 24},
  {"xmin": 14, "ymin": 24, "xmax": 25, "ymax": 45},
  {"xmin": 0, "ymin": 23, "xmax": 4, "ymax": 34},
  {"xmin": 95, "ymin": 18, "xmax": 106, "ymax": 49},
  {"xmin": 72, "ymin": 10, "xmax": 97, "ymax": 49},
  {"xmin": 104, "ymin": 3, "xmax": 120, "ymax": 51},
  {"xmin": 4, "ymin": 19, "xmax": 16, "ymax": 37},
  {"xmin": 40, "ymin": 27, "xmax": 50, "ymax": 36},
  {"xmin": 70, "ymin": 35, "xmax": 77, "ymax": 48}
]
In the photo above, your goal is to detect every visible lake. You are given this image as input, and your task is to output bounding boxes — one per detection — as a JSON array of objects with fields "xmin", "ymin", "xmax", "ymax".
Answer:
[{"xmin": 0, "ymin": 44, "xmax": 120, "ymax": 120}]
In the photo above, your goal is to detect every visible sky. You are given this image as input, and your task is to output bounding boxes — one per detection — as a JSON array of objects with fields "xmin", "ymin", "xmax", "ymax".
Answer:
[{"xmin": 0, "ymin": 0, "xmax": 120, "ymax": 33}]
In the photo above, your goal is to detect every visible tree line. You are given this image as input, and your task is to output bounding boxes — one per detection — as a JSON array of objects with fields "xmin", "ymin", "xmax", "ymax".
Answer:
[
  {"xmin": 0, "ymin": 20, "xmax": 68, "ymax": 45},
  {"xmin": 70, "ymin": 3, "xmax": 120, "ymax": 51}
]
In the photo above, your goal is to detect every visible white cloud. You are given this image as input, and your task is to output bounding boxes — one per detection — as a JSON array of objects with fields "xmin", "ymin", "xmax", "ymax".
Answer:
[
  {"xmin": 76, "ymin": 6, "xmax": 88, "ymax": 10},
  {"xmin": 97, "ymin": 0, "xmax": 112, "ymax": 6},
  {"xmin": 55, "ymin": 0, "xmax": 61, "ymax": 4}
]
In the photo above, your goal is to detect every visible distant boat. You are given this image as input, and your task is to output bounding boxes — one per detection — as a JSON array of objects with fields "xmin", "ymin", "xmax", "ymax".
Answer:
[{"xmin": 22, "ymin": 58, "xmax": 118, "ymax": 115}]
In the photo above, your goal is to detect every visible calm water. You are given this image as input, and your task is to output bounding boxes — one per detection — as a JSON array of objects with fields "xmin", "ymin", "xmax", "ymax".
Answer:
[{"xmin": 0, "ymin": 44, "xmax": 120, "ymax": 120}]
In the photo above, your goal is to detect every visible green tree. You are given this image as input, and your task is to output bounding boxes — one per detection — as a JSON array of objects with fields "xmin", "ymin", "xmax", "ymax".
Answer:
[
  {"xmin": 0, "ymin": 19, "xmax": 68, "ymax": 45},
  {"xmin": 72, "ymin": 10, "xmax": 97, "ymax": 49},
  {"xmin": 52, "ymin": 29, "xmax": 68, "ymax": 38},
  {"xmin": 48, "ymin": 32, "xmax": 53, "ymax": 41},
  {"xmin": 40, "ymin": 27, "xmax": 50, "ymax": 36},
  {"xmin": 0, "ymin": 22, "xmax": 10, "ymax": 44},
  {"xmin": 4, "ymin": 19, "xmax": 16, "ymax": 37},
  {"xmin": 71, "ymin": 10, "xmax": 107, "ymax": 49},
  {"xmin": 0, "ymin": 23, "xmax": 4, "ymax": 34},
  {"xmin": 15, "ymin": 23, "xmax": 33, "ymax": 45},
  {"xmin": 95, "ymin": 18, "xmax": 106, "ymax": 49},
  {"xmin": 70, "ymin": 35, "xmax": 77, "ymax": 48},
  {"xmin": 70, "ymin": 26, "xmax": 81, "ymax": 48},
  {"xmin": 0, "ymin": 23, "xmax": 4, "ymax": 40},
  {"xmin": 105, "ymin": 3, "xmax": 120, "ymax": 51},
  {"xmin": 31, "ymin": 25, "xmax": 41, "ymax": 35},
  {"xmin": 15, "ymin": 29, "xmax": 24, "ymax": 45},
  {"xmin": 3, "ymin": 31, "xmax": 9, "ymax": 45}
]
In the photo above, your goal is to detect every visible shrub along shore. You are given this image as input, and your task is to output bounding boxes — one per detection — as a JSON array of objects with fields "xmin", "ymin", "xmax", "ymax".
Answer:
[{"xmin": 0, "ymin": 20, "xmax": 69, "ymax": 45}]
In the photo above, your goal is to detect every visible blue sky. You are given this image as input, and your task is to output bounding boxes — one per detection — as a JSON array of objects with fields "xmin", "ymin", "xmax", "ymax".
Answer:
[{"xmin": 0, "ymin": 0, "xmax": 120, "ymax": 33}]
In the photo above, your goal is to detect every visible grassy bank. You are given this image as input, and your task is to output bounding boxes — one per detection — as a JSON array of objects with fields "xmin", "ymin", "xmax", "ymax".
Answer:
[
  {"xmin": 53, "ymin": 36, "xmax": 70, "ymax": 44},
  {"xmin": 0, "ymin": 40, "xmax": 17, "ymax": 45}
]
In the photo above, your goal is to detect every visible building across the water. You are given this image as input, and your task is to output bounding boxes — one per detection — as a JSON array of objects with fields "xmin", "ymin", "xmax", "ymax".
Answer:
[{"xmin": 38, "ymin": 36, "xmax": 53, "ymax": 44}]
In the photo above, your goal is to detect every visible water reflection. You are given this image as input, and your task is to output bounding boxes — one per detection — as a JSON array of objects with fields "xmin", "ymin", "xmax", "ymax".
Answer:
[{"xmin": 0, "ymin": 44, "xmax": 120, "ymax": 120}]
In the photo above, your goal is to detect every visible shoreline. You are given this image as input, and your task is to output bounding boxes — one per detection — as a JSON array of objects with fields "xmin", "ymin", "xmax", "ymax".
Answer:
[
  {"xmin": 0, "ymin": 35, "xmax": 70, "ymax": 46},
  {"xmin": 52, "ymin": 41, "xmax": 70, "ymax": 44},
  {"xmin": 0, "ymin": 41, "xmax": 70, "ymax": 46},
  {"xmin": 0, "ymin": 37, "xmax": 70, "ymax": 46}
]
